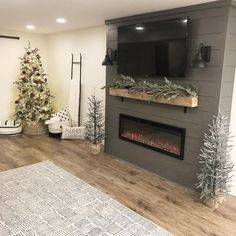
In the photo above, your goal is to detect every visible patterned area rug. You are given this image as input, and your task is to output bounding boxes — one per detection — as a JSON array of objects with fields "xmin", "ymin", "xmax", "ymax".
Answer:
[{"xmin": 0, "ymin": 161, "xmax": 171, "ymax": 236}]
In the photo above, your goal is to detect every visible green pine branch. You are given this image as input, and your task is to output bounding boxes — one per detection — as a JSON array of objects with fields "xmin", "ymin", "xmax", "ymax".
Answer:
[{"xmin": 102, "ymin": 75, "xmax": 198, "ymax": 99}]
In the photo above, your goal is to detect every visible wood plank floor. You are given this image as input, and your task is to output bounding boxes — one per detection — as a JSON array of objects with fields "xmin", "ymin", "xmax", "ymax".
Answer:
[{"xmin": 0, "ymin": 134, "xmax": 235, "ymax": 236}]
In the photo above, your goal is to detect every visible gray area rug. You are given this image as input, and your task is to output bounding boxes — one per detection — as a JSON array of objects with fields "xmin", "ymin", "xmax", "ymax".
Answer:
[{"xmin": 0, "ymin": 161, "xmax": 171, "ymax": 236}]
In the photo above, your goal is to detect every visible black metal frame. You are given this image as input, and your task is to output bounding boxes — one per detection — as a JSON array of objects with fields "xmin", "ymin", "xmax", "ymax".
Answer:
[
  {"xmin": 119, "ymin": 114, "xmax": 186, "ymax": 160},
  {"xmin": 70, "ymin": 53, "xmax": 82, "ymax": 126}
]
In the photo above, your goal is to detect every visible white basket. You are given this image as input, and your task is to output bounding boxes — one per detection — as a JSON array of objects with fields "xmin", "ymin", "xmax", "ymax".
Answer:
[
  {"xmin": 0, "ymin": 120, "xmax": 22, "ymax": 135},
  {"xmin": 48, "ymin": 121, "xmax": 71, "ymax": 138}
]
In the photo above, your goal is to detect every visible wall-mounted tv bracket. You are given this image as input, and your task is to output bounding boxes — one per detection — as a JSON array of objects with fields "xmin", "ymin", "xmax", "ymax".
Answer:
[
  {"xmin": 0, "ymin": 35, "xmax": 20, "ymax": 40},
  {"xmin": 70, "ymin": 53, "xmax": 82, "ymax": 126}
]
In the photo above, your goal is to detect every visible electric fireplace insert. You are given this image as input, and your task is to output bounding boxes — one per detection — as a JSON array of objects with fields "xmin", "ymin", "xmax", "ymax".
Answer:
[{"xmin": 119, "ymin": 114, "xmax": 186, "ymax": 159}]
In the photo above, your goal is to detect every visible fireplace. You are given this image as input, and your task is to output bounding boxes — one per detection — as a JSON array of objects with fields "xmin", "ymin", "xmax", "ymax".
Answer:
[{"xmin": 119, "ymin": 114, "xmax": 186, "ymax": 159}]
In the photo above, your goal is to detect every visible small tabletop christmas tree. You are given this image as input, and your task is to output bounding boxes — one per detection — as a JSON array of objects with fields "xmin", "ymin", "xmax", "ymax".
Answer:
[
  {"xmin": 85, "ymin": 94, "xmax": 105, "ymax": 153},
  {"xmin": 196, "ymin": 110, "xmax": 234, "ymax": 208},
  {"xmin": 15, "ymin": 43, "xmax": 53, "ymax": 125}
]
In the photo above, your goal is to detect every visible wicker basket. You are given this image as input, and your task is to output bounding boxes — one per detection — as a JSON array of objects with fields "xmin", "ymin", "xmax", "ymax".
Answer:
[{"xmin": 23, "ymin": 122, "xmax": 48, "ymax": 135}]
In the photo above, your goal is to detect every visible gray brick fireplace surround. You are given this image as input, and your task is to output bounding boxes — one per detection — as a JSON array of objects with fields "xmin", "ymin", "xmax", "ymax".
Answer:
[{"xmin": 104, "ymin": 0, "xmax": 236, "ymax": 189}]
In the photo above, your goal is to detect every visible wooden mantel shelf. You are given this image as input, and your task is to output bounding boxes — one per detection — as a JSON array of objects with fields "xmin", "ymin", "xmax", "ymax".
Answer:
[{"xmin": 109, "ymin": 88, "xmax": 198, "ymax": 108}]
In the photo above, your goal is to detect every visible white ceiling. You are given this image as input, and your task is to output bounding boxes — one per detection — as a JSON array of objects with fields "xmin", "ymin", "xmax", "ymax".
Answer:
[{"xmin": 0, "ymin": 0, "xmax": 217, "ymax": 34}]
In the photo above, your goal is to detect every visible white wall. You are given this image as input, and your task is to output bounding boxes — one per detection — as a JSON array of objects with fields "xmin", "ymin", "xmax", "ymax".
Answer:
[
  {"xmin": 230, "ymin": 68, "xmax": 236, "ymax": 197},
  {"xmin": 46, "ymin": 26, "xmax": 106, "ymax": 125},
  {"xmin": 0, "ymin": 29, "xmax": 48, "ymax": 120},
  {"xmin": 0, "ymin": 26, "xmax": 106, "ymax": 125}
]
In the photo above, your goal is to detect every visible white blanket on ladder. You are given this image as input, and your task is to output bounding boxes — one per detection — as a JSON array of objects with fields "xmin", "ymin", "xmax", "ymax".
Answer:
[{"xmin": 68, "ymin": 79, "xmax": 80, "ymax": 126}]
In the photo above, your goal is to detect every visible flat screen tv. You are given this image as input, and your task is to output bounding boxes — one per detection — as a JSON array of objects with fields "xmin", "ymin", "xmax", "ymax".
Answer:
[{"xmin": 117, "ymin": 17, "xmax": 189, "ymax": 78}]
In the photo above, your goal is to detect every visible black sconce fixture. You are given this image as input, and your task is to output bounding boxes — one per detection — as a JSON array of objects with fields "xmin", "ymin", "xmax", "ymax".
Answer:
[
  {"xmin": 192, "ymin": 43, "xmax": 211, "ymax": 68},
  {"xmin": 102, "ymin": 48, "xmax": 117, "ymax": 66}
]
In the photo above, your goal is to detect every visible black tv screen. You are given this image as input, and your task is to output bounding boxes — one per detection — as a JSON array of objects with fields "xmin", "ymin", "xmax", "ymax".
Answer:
[{"xmin": 117, "ymin": 17, "xmax": 189, "ymax": 78}]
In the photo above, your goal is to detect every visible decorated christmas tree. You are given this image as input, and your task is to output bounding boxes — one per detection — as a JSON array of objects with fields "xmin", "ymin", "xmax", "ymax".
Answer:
[
  {"xmin": 85, "ymin": 94, "xmax": 105, "ymax": 145},
  {"xmin": 15, "ymin": 43, "xmax": 53, "ymax": 125},
  {"xmin": 196, "ymin": 110, "xmax": 234, "ymax": 203}
]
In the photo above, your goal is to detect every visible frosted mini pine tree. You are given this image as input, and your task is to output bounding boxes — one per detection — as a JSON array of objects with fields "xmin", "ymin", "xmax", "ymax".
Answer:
[
  {"xmin": 15, "ymin": 43, "xmax": 53, "ymax": 125},
  {"xmin": 85, "ymin": 94, "xmax": 105, "ymax": 145},
  {"xmin": 196, "ymin": 110, "xmax": 234, "ymax": 204}
]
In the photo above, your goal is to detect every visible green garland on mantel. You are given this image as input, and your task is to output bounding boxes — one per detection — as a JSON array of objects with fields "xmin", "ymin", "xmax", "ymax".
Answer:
[{"xmin": 103, "ymin": 75, "xmax": 198, "ymax": 100}]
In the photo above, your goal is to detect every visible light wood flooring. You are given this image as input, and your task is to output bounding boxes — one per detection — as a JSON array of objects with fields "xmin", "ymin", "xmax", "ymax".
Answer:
[{"xmin": 0, "ymin": 134, "xmax": 235, "ymax": 236}]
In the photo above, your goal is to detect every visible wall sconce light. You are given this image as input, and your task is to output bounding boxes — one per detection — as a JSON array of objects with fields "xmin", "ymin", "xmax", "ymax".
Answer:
[
  {"xmin": 192, "ymin": 43, "xmax": 211, "ymax": 68},
  {"xmin": 102, "ymin": 48, "xmax": 117, "ymax": 66}
]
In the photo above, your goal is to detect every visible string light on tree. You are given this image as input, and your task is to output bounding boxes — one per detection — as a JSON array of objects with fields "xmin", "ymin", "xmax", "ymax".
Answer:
[{"xmin": 14, "ymin": 42, "xmax": 53, "ymax": 125}]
